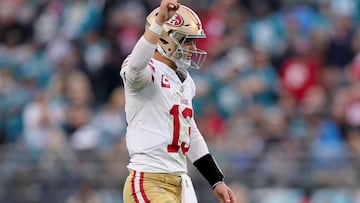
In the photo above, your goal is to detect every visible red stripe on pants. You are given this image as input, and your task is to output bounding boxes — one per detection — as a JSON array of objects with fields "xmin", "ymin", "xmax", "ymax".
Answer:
[
  {"xmin": 140, "ymin": 172, "xmax": 151, "ymax": 203},
  {"xmin": 131, "ymin": 171, "xmax": 140, "ymax": 203}
]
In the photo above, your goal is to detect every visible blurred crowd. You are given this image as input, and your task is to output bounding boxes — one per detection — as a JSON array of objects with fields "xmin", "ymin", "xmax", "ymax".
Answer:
[{"xmin": 1, "ymin": 0, "xmax": 360, "ymax": 202}]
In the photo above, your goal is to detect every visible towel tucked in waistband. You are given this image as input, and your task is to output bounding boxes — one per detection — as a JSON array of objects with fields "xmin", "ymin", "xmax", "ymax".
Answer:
[{"xmin": 180, "ymin": 174, "xmax": 198, "ymax": 203}]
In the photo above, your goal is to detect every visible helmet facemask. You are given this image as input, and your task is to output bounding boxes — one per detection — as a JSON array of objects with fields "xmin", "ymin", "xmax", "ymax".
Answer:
[{"xmin": 170, "ymin": 31, "xmax": 207, "ymax": 71}]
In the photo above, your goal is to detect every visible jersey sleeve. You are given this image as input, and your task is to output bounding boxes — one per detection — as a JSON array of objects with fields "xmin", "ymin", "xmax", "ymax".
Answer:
[
  {"xmin": 120, "ymin": 36, "xmax": 156, "ymax": 91},
  {"xmin": 187, "ymin": 118, "xmax": 210, "ymax": 163},
  {"xmin": 186, "ymin": 76, "xmax": 209, "ymax": 162}
]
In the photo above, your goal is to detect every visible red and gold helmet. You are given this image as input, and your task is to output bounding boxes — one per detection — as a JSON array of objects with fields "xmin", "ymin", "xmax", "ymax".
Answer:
[{"xmin": 146, "ymin": 5, "xmax": 207, "ymax": 70}]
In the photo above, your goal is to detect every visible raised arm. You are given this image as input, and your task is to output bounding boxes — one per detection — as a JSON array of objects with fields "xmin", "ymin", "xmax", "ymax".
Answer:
[{"xmin": 120, "ymin": 0, "xmax": 180, "ymax": 90}]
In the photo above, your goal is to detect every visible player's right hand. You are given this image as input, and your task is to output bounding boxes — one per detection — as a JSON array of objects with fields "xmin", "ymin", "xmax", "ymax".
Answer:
[{"xmin": 156, "ymin": 0, "xmax": 180, "ymax": 25}]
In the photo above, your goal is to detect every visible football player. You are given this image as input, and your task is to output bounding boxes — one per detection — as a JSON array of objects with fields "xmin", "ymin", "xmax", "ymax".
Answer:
[{"xmin": 120, "ymin": 0, "xmax": 237, "ymax": 202}]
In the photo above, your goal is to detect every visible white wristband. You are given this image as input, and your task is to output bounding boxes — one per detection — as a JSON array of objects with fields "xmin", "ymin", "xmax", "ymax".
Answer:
[{"xmin": 149, "ymin": 22, "xmax": 163, "ymax": 35}]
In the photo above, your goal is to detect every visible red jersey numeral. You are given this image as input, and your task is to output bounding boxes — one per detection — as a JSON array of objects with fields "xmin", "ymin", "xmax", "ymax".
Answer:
[{"xmin": 167, "ymin": 105, "xmax": 193, "ymax": 155}]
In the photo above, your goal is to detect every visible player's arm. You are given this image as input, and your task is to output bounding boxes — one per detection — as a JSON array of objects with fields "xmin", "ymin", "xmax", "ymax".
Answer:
[
  {"xmin": 120, "ymin": 0, "xmax": 180, "ymax": 90},
  {"xmin": 186, "ymin": 80, "xmax": 225, "ymax": 188},
  {"xmin": 187, "ymin": 120, "xmax": 225, "ymax": 188},
  {"xmin": 187, "ymin": 120, "xmax": 236, "ymax": 203},
  {"xmin": 120, "ymin": 38, "xmax": 156, "ymax": 91}
]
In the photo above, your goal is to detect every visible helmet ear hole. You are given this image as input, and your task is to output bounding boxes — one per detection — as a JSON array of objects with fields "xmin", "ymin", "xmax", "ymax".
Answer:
[{"xmin": 160, "ymin": 38, "xmax": 168, "ymax": 44}]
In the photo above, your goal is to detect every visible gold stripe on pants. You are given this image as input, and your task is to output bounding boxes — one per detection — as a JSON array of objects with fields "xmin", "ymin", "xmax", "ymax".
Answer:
[{"xmin": 123, "ymin": 170, "xmax": 182, "ymax": 203}]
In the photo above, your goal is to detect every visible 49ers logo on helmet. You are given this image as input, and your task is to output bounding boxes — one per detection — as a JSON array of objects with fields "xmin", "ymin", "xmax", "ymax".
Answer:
[{"xmin": 166, "ymin": 14, "xmax": 184, "ymax": 26}]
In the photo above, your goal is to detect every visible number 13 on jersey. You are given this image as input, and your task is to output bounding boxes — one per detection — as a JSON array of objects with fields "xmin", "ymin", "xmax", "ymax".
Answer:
[{"xmin": 167, "ymin": 104, "xmax": 193, "ymax": 155}]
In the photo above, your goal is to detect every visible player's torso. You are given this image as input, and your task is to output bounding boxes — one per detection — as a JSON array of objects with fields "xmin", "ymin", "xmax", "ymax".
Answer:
[{"xmin": 125, "ymin": 59, "xmax": 195, "ymax": 173}]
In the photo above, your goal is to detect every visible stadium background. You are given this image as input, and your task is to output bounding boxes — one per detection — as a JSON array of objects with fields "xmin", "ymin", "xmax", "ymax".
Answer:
[{"xmin": 1, "ymin": 0, "xmax": 360, "ymax": 202}]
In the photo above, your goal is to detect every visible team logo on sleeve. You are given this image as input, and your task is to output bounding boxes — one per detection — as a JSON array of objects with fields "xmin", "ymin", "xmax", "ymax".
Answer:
[{"xmin": 161, "ymin": 74, "xmax": 170, "ymax": 88}]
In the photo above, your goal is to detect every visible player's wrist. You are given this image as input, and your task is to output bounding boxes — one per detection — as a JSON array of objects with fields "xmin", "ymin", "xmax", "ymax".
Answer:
[
  {"xmin": 211, "ymin": 181, "xmax": 225, "ymax": 190},
  {"xmin": 155, "ymin": 17, "xmax": 166, "ymax": 26},
  {"xmin": 193, "ymin": 153, "xmax": 225, "ymax": 188},
  {"xmin": 149, "ymin": 21, "xmax": 163, "ymax": 35}
]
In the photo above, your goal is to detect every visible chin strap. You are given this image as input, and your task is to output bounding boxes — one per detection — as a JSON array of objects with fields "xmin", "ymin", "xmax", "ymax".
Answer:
[
  {"xmin": 193, "ymin": 153, "xmax": 225, "ymax": 189},
  {"xmin": 175, "ymin": 59, "xmax": 190, "ymax": 71}
]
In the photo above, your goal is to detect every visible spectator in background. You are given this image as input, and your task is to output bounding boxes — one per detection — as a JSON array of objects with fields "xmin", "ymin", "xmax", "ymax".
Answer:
[
  {"xmin": 22, "ymin": 92, "xmax": 65, "ymax": 158},
  {"xmin": 92, "ymin": 87, "xmax": 127, "ymax": 150},
  {"xmin": 301, "ymin": 86, "xmax": 358, "ymax": 187},
  {"xmin": 211, "ymin": 46, "xmax": 252, "ymax": 117},
  {"xmin": 349, "ymin": 26, "xmax": 360, "ymax": 83},
  {"xmin": 60, "ymin": 0, "xmax": 103, "ymax": 40},
  {"xmin": 240, "ymin": 46, "xmax": 278, "ymax": 107},
  {"xmin": 82, "ymin": 29, "xmax": 111, "ymax": 104},
  {"xmin": 245, "ymin": 0, "xmax": 286, "ymax": 62},
  {"xmin": 0, "ymin": 67, "xmax": 30, "ymax": 143},
  {"xmin": 279, "ymin": 37, "xmax": 321, "ymax": 104},
  {"xmin": 325, "ymin": 13, "xmax": 355, "ymax": 71}
]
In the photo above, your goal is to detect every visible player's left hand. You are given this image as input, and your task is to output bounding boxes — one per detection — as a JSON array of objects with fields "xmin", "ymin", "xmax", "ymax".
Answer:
[{"xmin": 213, "ymin": 182, "xmax": 237, "ymax": 203}]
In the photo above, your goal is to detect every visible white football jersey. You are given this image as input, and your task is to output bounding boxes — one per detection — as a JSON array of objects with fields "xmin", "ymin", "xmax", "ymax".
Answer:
[{"xmin": 120, "ymin": 56, "xmax": 203, "ymax": 173}]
